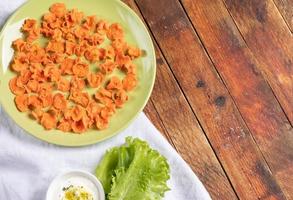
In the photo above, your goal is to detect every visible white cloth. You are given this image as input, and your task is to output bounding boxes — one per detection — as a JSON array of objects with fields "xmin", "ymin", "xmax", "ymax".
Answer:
[
  {"xmin": 0, "ymin": 1, "xmax": 211, "ymax": 199},
  {"xmin": 0, "ymin": 107, "xmax": 211, "ymax": 200}
]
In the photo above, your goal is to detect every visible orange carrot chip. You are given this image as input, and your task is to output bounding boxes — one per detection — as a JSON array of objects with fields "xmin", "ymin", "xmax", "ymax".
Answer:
[
  {"xmin": 70, "ymin": 105, "xmax": 86, "ymax": 121},
  {"xmin": 38, "ymin": 82, "xmax": 53, "ymax": 96},
  {"xmin": 115, "ymin": 53, "xmax": 131, "ymax": 67},
  {"xmin": 94, "ymin": 88, "xmax": 113, "ymax": 106},
  {"xmin": 107, "ymin": 23, "xmax": 124, "ymax": 41},
  {"xmin": 82, "ymin": 15, "xmax": 96, "ymax": 30},
  {"xmin": 74, "ymin": 40, "xmax": 89, "ymax": 56},
  {"xmin": 99, "ymin": 60, "xmax": 116, "ymax": 74},
  {"xmin": 26, "ymin": 79, "xmax": 39, "ymax": 93},
  {"xmin": 105, "ymin": 46, "xmax": 115, "ymax": 59},
  {"xmin": 112, "ymin": 89, "xmax": 128, "ymax": 108},
  {"xmin": 95, "ymin": 115, "xmax": 108, "ymax": 130},
  {"xmin": 53, "ymin": 93, "xmax": 67, "ymax": 110},
  {"xmin": 46, "ymin": 40, "xmax": 65, "ymax": 54},
  {"xmin": 18, "ymin": 70, "xmax": 32, "ymax": 86},
  {"xmin": 22, "ymin": 19, "xmax": 37, "ymax": 32},
  {"xmin": 40, "ymin": 93, "xmax": 53, "ymax": 108},
  {"xmin": 27, "ymin": 27, "xmax": 40, "ymax": 42},
  {"xmin": 65, "ymin": 32, "xmax": 76, "ymax": 42},
  {"xmin": 52, "ymin": 28, "xmax": 63, "ymax": 41},
  {"xmin": 9, "ymin": 3, "xmax": 140, "ymax": 133},
  {"xmin": 126, "ymin": 46, "xmax": 141, "ymax": 59},
  {"xmin": 9, "ymin": 77, "xmax": 25, "ymax": 95},
  {"xmin": 70, "ymin": 76, "xmax": 85, "ymax": 90},
  {"xmin": 49, "ymin": 3, "xmax": 66, "ymax": 18},
  {"xmin": 14, "ymin": 94, "xmax": 28, "ymax": 112},
  {"xmin": 60, "ymin": 57, "xmax": 75, "ymax": 75},
  {"xmin": 56, "ymin": 78, "xmax": 70, "ymax": 92},
  {"xmin": 87, "ymin": 72, "xmax": 104, "ymax": 88},
  {"xmin": 49, "ymin": 52, "xmax": 65, "ymax": 64},
  {"xmin": 106, "ymin": 76, "xmax": 122, "ymax": 90},
  {"xmin": 43, "ymin": 12, "xmax": 56, "ymax": 23},
  {"xmin": 65, "ymin": 8, "xmax": 84, "ymax": 25},
  {"xmin": 72, "ymin": 59, "xmax": 89, "ymax": 78},
  {"xmin": 87, "ymin": 33, "xmax": 104, "ymax": 46},
  {"xmin": 98, "ymin": 48, "xmax": 106, "ymax": 60},
  {"xmin": 31, "ymin": 108, "xmax": 44, "ymax": 121},
  {"xmin": 96, "ymin": 20, "xmax": 109, "ymax": 35},
  {"xmin": 84, "ymin": 47, "xmax": 100, "ymax": 63},
  {"xmin": 74, "ymin": 27, "xmax": 89, "ymax": 40},
  {"xmin": 65, "ymin": 41, "xmax": 76, "ymax": 55},
  {"xmin": 57, "ymin": 118, "xmax": 72, "ymax": 132},
  {"xmin": 40, "ymin": 112, "xmax": 57, "ymax": 130},
  {"xmin": 72, "ymin": 116, "xmax": 89, "ymax": 133},
  {"xmin": 44, "ymin": 64, "xmax": 61, "ymax": 82},
  {"xmin": 12, "ymin": 39, "xmax": 26, "ymax": 51},
  {"xmin": 122, "ymin": 74, "xmax": 137, "ymax": 91},
  {"xmin": 111, "ymin": 38, "xmax": 127, "ymax": 53},
  {"xmin": 69, "ymin": 89, "xmax": 90, "ymax": 107},
  {"xmin": 10, "ymin": 58, "xmax": 28, "ymax": 72},
  {"xmin": 38, "ymin": 84, "xmax": 53, "ymax": 108},
  {"xmin": 28, "ymin": 95, "xmax": 42, "ymax": 110},
  {"xmin": 86, "ymin": 101, "xmax": 102, "ymax": 118}
]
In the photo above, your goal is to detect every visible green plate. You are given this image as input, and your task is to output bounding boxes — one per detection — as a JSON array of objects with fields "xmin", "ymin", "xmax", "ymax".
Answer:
[{"xmin": 0, "ymin": 0, "xmax": 156, "ymax": 146}]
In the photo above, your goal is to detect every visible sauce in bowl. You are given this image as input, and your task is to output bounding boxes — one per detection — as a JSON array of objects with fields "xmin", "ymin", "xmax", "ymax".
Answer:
[{"xmin": 46, "ymin": 170, "xmax": 105, "ymax": 200}]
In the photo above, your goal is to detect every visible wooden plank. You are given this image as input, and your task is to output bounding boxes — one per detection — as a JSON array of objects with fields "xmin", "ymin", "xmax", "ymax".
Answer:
[
  {"xmin": 150, "ymin": 47, "xmax": 238, "ymax": 199},
  {"xmin": 122, "ymin": 0, "xmax": 238, "ymax": 199},
  {"xmin": 223, "ymin": 0, "xmax": 293, "ymax": 197},
  {"xmin": 143, "ymin": 100, "xmax": 176, "ymax": 148},
  {"xmin": 273, "ymin": 0, "xmax": 293, "ymax": 31},
  {"xmin": 143, "ymin": 101, "xmax": 169, "ymax": 141},
  {"xmin": 135, "ymin": 0, "xmax": 287, "ymax": 199},
  {"xmin": 181, "ymin": 0, "xmax": 293, "ymax": 198},
  {"xmin": 223, "ymin": 0, "xmax": 293, "ymax": 126}
]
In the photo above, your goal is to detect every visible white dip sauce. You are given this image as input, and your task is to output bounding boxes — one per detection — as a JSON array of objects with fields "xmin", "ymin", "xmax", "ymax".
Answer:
[{"xmin": 47, "ymin": 171, "xmax": 103, "ymax": 200}]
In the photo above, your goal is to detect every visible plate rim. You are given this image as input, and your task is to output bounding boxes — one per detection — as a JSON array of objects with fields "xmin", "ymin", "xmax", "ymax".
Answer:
[{"xmin": 0, "ymin": 0, "xmax": 156, "ymax": 147}]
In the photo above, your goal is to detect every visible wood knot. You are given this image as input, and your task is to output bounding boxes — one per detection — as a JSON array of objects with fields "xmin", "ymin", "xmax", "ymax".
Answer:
[
  {"xmin": 196, "ymin": 80, "xmax": 205, "ymax": 88},
  {"xmin": 215, "ymin": 96, "xmax": 226, "ymax": 107},
  {"xmin": 255, "ymin": 2, "xmax": 267, "ymax": 23},
  {"xmin": 156, "ymin": 57, "xmax": 164, "ymax": 65}
]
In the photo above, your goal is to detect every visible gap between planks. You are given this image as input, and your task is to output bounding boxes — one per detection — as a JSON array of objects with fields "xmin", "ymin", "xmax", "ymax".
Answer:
[
  {"xmin": 179, "ymin": 0, "xmax": 293, "ymax": 198},
  {"xmin": 272, "ymin": 0, "xmax": 293, "ymax": 33},
  {"xmin": 220, "ymin": 0, "xmax": 293, "ymax": 128},
  {"xmin": 122, "ymin": 0, "xmax": 239, "ymax": 199},
  {"xmin": 176, "ymin": 0, "xmax": 287, "ymax": 196},
  {"xmin": 135, "ymin": 0, "xmax": 290, "ymax": 199},
  {"xmin": 144, "ymin": 99, "xmax": 178, "ymax": 150}
]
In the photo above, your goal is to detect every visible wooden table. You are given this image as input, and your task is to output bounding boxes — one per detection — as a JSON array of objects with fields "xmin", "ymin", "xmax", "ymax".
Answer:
[{"xmin": 123, "ymin": 0, "xmax": 293, "ymax": 199}]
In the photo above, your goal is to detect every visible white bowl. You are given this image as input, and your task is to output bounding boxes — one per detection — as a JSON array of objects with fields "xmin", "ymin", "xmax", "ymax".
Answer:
[{"xmin": 46, "ymin": 170, "xmax": 105, "ymax": 200}]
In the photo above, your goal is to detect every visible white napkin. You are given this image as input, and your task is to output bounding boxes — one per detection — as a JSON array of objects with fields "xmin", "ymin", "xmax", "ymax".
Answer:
[
  {"xmin": 0, "ymin": 107, "xmax": 211, "ymax": 200},
  {"xmin": 0, "ymin": 1, "xmax": 211, "ymax": 199}
]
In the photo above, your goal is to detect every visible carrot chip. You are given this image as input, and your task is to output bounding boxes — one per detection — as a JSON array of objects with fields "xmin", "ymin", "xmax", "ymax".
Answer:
[{"xmin": 8, "ymin": 3, "xmax": 142, "ymax": 133}]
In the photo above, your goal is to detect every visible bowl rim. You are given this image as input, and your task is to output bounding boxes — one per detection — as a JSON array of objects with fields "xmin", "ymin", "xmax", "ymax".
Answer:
[{"xmin": 46, "ymin": 169, "xmax": 105, "ymax": 200}]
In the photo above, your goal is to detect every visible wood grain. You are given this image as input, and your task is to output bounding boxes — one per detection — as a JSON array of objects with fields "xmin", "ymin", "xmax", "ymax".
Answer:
[
  {"xmin": 135, "ymin": 0, "xmax": 288, "ymax": 199},
  {"xmin": 122, "ymin": 0, "xmax": 238, "ymax": 199},
  {"xmin": 223, "ymin": 0, "xmax": 293, "ymax": 197},
  {"xmin": 143, "ymin": 100, "xmax": 175, "ymax": 147},
  {"xmin": 181, "ymin": 0, "xmax": 293, "ymax": 198},
  {"xmin": 223, "ymin": 0, "xmax": 293, "ymax": 126},
  {"xmin": 273, "ymin": 0, "xmax": 293, "ymax": 31},
  {"xmin": 150, "ymin": 47, "xmax": 238, "ymax": 199}
]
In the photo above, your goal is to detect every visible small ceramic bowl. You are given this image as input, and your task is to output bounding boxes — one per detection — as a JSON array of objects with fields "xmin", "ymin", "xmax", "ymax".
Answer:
[{"xmin": 46, "ymin": 170, "xmax": 105, "ymax": 200}]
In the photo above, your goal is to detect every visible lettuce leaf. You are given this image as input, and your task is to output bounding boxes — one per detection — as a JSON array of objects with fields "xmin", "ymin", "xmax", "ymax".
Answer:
[{"xmin": 95, "ymin": 137, "xmax": 170, "ymax": 200}]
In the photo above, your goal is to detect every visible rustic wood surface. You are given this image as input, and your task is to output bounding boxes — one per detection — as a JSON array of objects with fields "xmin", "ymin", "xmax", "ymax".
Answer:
[
  {"xmin": 122, "ymin": 0, "xmax": 293, "ymax": 199},
  {"xmin": 272, "ymin": 0, "xmax": 293, "ymax": 32}
]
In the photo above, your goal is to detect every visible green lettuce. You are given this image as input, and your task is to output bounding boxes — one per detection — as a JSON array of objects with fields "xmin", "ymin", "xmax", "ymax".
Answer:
[{"xmin": 95, "ymin": 137, "xmax": 170, "ymax": 200}]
